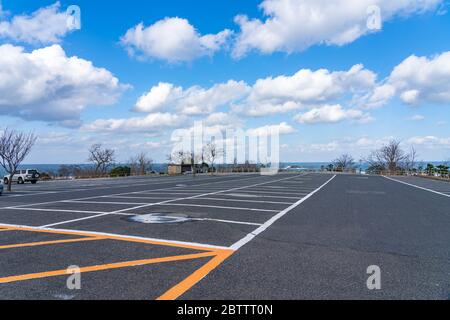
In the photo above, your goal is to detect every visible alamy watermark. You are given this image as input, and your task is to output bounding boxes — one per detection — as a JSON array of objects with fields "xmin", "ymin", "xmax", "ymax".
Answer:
[
  {"xmin": 66, "ymin": 265, "xmax": 81, "ymax": 290},
  {"xmin": 66, "ymin": 5, "xmax": 82, "ymax": 31},
  {"xmin": 170, "ymin": 121, "xmax": 280, "ymax": 175},
  {"xmin": 367, "ymin": 5, "xmax": 382, "ymax": 31},
  {"xmin": 366, "ymin": 265, "xmax": 381, "ymax": 290}
]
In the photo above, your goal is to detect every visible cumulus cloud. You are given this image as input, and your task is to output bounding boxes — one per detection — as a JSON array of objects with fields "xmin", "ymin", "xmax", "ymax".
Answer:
[
  {"xmin": 246, "ymin": 122, "xmax": 296, "ymax": 136},
  {"xmin": 408, "ymin": 136, "xmax": 450, "ymax": 148},
  {"xmin": 294, "ymin": 104, "xmax": 373, "ymax": 124},
  {"xmin": 121, "ymin": 17, "xmax": 232, "ymax": 63},
  {"xmin": 361, "ymin": 51, "xmax": 450, "ymax": 108},
  {"xmin": 389, "ymin": 52, "xmax": 450, "ymax": 105},
  {"xmin": 132, "ymin": 64, "xmax": 378, "ymax": 124},
  {"xmin": 233, "ymin": 64, "xmax": 377, "ymax": 117},
  {"xmin": 0, "ymin": 2, "xmax": 76, "ymax": 44},
  {"xmin": 82, "ymin": 113, "xmax": 185, "ymax": 133},
  {"xmin": 134, "ymin": 80, "xmax": 250, "ymax": 115},
  {"xmin": 232, "ymin": 0, "xmax": 442, "ymax": 58},
  {"xmin": 0, "ymin": 44, "xmax": 126, "ymax": 125}
]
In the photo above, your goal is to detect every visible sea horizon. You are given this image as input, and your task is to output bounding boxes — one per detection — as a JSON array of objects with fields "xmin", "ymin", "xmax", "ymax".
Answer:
[{"xmin": 1, "ymin": 161, "xmax": 447, "ymax": 176}]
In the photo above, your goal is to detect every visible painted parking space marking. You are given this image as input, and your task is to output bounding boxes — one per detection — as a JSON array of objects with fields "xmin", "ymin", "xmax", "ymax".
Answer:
[
  {"xmin": 384, "ymin": 176, "xmax": 450, "ymax": 198},
  {"xmin": 156, "ymin": 203, "xmax": 280, "ymax": 212},
  {"xmin": 0, "ymin": 223, "xmax": 234, "ymax": 299},
  {"xmin": 0, "ymin": 236, "xmax": 105, "ymax": 250},
  {"xmin": 19, "ymin": 174, "xmax": 306, "ymax": 229},
  {"xmin": 194, "ymin": 197, "xmax": 294, "ymax": 205},
  {"xmin": 230, "ymin": 175, "xmax": 336, "ymax": 251},
  {"xmin": 0, "ymin": 173, "xmax": 339, "ymax": 299}
]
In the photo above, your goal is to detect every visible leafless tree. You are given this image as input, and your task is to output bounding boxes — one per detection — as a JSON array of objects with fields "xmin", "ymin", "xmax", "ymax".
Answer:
[
  {"xmin": 366, "ymin": 140, "xmax": 408, "ymax": 174},
  {"xmin": 88, "ymin": 144, "xmax": 116, "ymax": 176},
  {"xmin": 0, "ymin": 128, "xmax": 37, "ymax": 191},
  {"xmin": 205, "ymin": 142, "xmax": 224, "ymax": 175},
  {"xmin": 403, "ymin": 146, "xmax": 419, "ymax": 173},
  {"xmin": 333, "ymin": 154, "xmax": 355, "ymax": 172},
  {"xmin": 129, "ymin": 152, "xmax": 153, "ymax": 176}
]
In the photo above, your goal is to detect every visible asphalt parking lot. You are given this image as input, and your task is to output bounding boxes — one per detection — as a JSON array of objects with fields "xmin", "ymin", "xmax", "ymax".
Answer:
[{"xmin": 0, "ymin": 173, "xmax": 449, "ymax": 300}]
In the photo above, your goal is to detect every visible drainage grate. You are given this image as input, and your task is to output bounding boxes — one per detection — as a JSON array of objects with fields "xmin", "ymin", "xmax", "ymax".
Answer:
[{"xmin": 127, "ymin": 213, "xmax": 192, "ymax": 224}]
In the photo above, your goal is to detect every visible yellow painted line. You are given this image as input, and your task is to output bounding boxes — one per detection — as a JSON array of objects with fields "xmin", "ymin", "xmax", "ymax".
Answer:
[
  {"xmin": 0, "ymin": 252, "xmax": 218, "ymax": 284},
  {"xmin": 0, "ymin": 237, "xmax": 104, "ymax": 250},
  {"xmin": 0, "ymin": 225, "xmax": 221, "ymax": 252},
  {"xmin": 157, "ymin": 250, "xmax": 234, "ymax": 300}
]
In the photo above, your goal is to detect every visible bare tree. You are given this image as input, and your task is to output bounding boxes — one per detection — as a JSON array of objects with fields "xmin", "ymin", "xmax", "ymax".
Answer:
[
  {"xmin": 139, "ymin": 153, "xmax": 153, "ymax": 175},
  {"xmin": 129, "ymin": 155, "xmax": 139, "ymax": 176},
  {"xmin": 366, "ymin": 140, "xmax": 408, "ymax": 174},
  {"xmin": 404, "ymin": 146, "xmax": 419, "ymax": 173},
  {"xmin": 205, "ymin": 142, "xmax": 224, "ymax": 175},
  {"xmin": 88, "ymin": 144, "xmax": 116, "ymax": 176},
  {"xmin": 333, "ymin": 154, "xmax": 355, "ymax": 172},
  {"xmin": 0, "ymin": 128, "xmax": 37, "ymax": 191}
]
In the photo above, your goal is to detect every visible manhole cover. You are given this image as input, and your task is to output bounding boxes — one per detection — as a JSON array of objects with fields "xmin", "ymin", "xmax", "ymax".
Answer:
[{"xmin": 128, "ymin": 213, "xmax": 191, "ymax": 224}]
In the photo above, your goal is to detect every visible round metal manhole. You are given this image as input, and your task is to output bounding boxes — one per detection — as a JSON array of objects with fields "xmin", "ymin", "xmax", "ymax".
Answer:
[{"xmin": 127, "ymin": 213, "xmax": 192, "ymax": 224}]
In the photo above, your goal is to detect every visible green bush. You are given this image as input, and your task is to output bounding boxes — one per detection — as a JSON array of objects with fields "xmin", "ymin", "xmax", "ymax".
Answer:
[{"xmin": 110, "ymin": 166, "xmax": 131, "ymax": 177}]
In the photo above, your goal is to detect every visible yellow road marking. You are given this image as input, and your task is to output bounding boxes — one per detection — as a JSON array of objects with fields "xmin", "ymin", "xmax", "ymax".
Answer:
[
  {"xmin": 0, "ymin": 252, "xmax": 218, "ymax": 284},
  {"xmin": 0, "ymin": 224, "xmax": 235, "ymax": 299},
  {"xmin": 0, "ymin": 237, "xmax": 105, "ymax": 250},
  {"xmin": 0, "ymin": 225, "xmax": 217, "ymax": 252},
  {"xmin": 157, "ymin": 250, "xmax": 234, "ymax": 300}
]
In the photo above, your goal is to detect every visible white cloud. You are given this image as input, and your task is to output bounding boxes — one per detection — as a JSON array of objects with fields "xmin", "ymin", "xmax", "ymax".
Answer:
[
  {"xmin": 251, "ymin": 64, "xmax": 375, "ymax": 103},
  {"xmin": 121, "ymin": 17, "xmax": 232, "ymax": 63},
  {"xmin": 82, "ymin": 113, "xmax": 185, "ymax": 133},
  {"xmin": 232, "ymin": 0, "xmax": 442, "ymax": 58},
  {"xmin": 294, "ymin": 104, "xmax": 373, "ymax": 124},
  {"xmin": 0, "ymin": 2, "xmax": 75, "ymax": 44},
  {"xmin": 389, "ymin": 52, "xmax": 450, "ymax": 105},
  {"xmin": 135, "ymin": 83, "xmax": 180, "ymax": 113},
  {"xmin": 133, "ymin": 64, "xmax": 378, "ymax": 122},
  {"xmin": 408, "ymin": 115, "xmax": 425, "ymax": 121},
  {"xmin": 134, "ymin": 80, "xmax": 250, "ymax": 115},
  {"xmin": 234, "ymin": 64, "xmax": 377, "ymax": 117},
  {"xmin": 246, "ymin": 122, "xmax": 296, "ymax": 136},
  {"xmin": 0, "ymin": 44, "xmax": 126, "ymax": 124},
  {"xmin": 408, "ymin": 136, "xmax": 450, "ymax": 148},
  {"xmin": 361, "ymin": 51, "xmax": 450, "ymax": 108}
]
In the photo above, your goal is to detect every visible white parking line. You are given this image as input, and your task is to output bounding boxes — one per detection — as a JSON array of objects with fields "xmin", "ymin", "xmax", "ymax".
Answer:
[
  {"xmin": 195, "ymin": 197, "xmax": 294, "ymax": 205},
  {"xmin": 230, "ymin": 175, "xmax": 336, "ymax": 250},
  {"xmin": 157, "ymin": 203, "xmax": 279, "ymax": 212},
  {"xmin": 36, "ymin": 174, "xmax": 305, "ymax": 228},
  {"xmin": 383, "ymin": 176, "xmax": 450, "ymax": 198},
  {"xmin": 63, "ymin": 200, "xmax": 151, "ymax": 205},
  {"xmin": 6, "ymin": 207, "xmax": 110, "ymax": 215},
  {"xmin": 133, "ymin": 192, "xmax": 206, "ymax": 195},
  {"xmin": 191, "ymin": 218, "xmax": 262, "ymax": 226},
  {"xmin": 232, "ymin": 190, "xmax": 312, "ymax": 196},
  {"xmin": 4, "ymin": 174, "xmax": 268, "ymax": 209},
  {"xmin": 221, "ymin": 193, "xmax": 301, "ymax": 200},
  {"xmin": 103, "ymin": 195, "xmax": 177, "ymax": 200}
]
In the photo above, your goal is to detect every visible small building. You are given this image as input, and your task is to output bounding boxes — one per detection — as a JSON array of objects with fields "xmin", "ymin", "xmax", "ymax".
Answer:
[
  {"xmin": 168, "ymin": 163, "xmax": 209, "ymax": 175},
  {"xmin": 168, "ymin": 164, "xmax": 192, "ymax": 175}
]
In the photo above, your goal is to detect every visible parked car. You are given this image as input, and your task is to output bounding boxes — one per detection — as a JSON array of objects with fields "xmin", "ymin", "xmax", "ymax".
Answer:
[
  {"xmin": 3, "ymin": 169, "xmax": 40, "ymax": 185},
  {"xmin": 0, "ymin": 180, "xmax": 3, "ymax": 195}
]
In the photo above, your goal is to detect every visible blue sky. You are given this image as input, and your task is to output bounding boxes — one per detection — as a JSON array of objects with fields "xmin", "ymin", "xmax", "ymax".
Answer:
[{"xmin": 1, "ymin": 0, "xmax": 449, "ymax": 163}]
